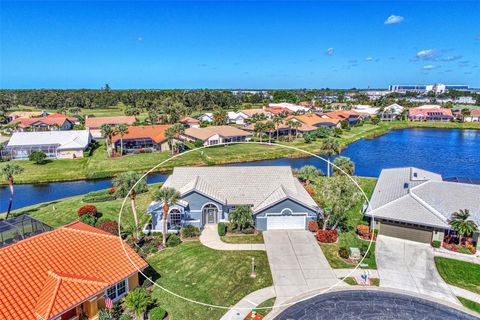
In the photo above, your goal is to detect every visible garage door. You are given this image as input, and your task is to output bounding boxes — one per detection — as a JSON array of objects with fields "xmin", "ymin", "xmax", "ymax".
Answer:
[
  {"xmin": 379, "ymin": 222, "xmax": 432, "ymax": 243},
  {"xmin": 266, "ymin": 215, "xmax": 306, "ymax": 230}
]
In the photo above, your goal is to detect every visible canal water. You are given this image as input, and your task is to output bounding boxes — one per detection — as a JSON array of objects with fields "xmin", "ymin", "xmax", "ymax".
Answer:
[{"xmin": 1, "ymin": 128, "xmax": 479, "ymax": 212}]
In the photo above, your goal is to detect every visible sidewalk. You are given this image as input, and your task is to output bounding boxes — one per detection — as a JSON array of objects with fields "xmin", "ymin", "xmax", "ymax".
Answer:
[
  {"xmin": 449, "ymin": 285, "xmax": 480, "ymax": 304},
  {"xmin": 434, "ymin": 248, "xmax": 480, "ymax": 265},
  {"xmin": 199, "ymin": 224, "xmax": 266, "ymax": 251},
  {"xmin": 220, "ymin": 286, "xmax": 276, "ymax": 320}
]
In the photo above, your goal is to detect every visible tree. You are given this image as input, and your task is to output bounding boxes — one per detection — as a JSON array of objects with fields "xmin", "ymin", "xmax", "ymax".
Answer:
[
  {"xmin": 229, "ymin": 205, "xmax": 253, "ymax": 231},
  {"xmin": 153, "ymin": 187, "xmax": 181, "ymax": 246},
  {"xmin": 28, "ymin": 150, "xmax": 47, "ymax": 164},
  {"xmin": 1, "ymin": 164, "xmax": 24, "ymax": 219},
  {"xmin": 100, "ymin": 124, "xmax": 115, "ymax": 157},
  {"xmin": 254, "ymin": 121, "xmax": 265, "ymax": 143},
  {"xmin": 165, "ymin": 126, "xmax": 176, "ymax": 155},
  {"xmin": 273, "ymin": 115, "xmax": 283, "ymax": 139},
  {"xmin": 315, "ymin": 126, "xmax": 331, "ymax": 139},
  {"xmin": 322, "ymin": 137, "xmax": 341, "ymax": 177},
  {"xmin": 115, "ymin": 123, "xmax": 129, "ymax": 155},
  {"xmin": 124, "ymin": 288, "xmax": 152, "ymax": 318},
  {"xmin": 212, "ymin": 108, "xmax": 227, "ymax": 125},
  {"xmin": 297, "ymin": 165, "xmax": 323, "ymax": 185},
  {"xmin": 290, "ymin": 120, "xmax": 301, "ymax": 139},
  {"xmin": 285, "ymin": 119, "xmax": 297, "ymax": 141},
  {"xmin": 112, "ymin": 172, "xmax": 148, "ymax": 238},
  {"xmin": 449, "ymin": 209, "xmax": 478, "ymax": 244},
  {"xmin": 333, "ymin": 156, "xmax": 355, "ymax": 176},
  {"xmin": 263, "ymin": 120, "xmax": 275, "ymax": 144}
]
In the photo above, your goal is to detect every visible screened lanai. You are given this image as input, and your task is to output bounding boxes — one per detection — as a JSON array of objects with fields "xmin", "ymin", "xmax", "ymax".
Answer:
[
  {"xmin": 1, "ymin": 144, "xmax": 60, "ymax": 160},
  {"xmin": 0, "ymin": 215, "xmax": 53, "ymax": 248}
]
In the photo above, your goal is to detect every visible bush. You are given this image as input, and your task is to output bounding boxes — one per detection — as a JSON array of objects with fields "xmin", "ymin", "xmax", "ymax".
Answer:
[
  {"xmin": 360, "ymin": 244, "xmax": 372, "ymax": 258},
  {"xmin": 303, "ymin": 134, "xmax": 312, "ymax": 144},
  {"xmin": 317, "ymin": 230, "xmax": 338, "ymax": 243},
  {"xmin": 181, "ymin": 225, "xmax": 200, "ymax": 238},
  {"xmin": 79, "ymin": 214, "xmax": 97, "ymax": 226},
  {"xmin": 166, "ymin": 234, "xmax": 181, "ymax": 247},
  {"xmin": 242, "ymin": 227, "xmax": 255, "ymax": 234},
  {"xmin": 431, "ymin": 240, "xmax": 441, "ymax": 248},
  {"xmin": 124, "ymin": 288, "xmax": 152, "ymax": 317},
  {"xmin": 98, "ymin": 309, "xmax": 114, "ymax": 320},
  {"xmin": 194, "ymin": 140, "xmax": 204, "ymax": 148},
  {"xmin": 28, "ymin": 150, "xmax": 47, "ymax": 164},
  {"xmin": 338, "ymin": 247, "xmax": 349, "ymax": 259},
  {"xmin": 119, "ymin": 315, "xmax": 132, "ymax": 320},
  {"xmin": 149, "ymin": 307, "xmax": 167, "ymax": 320},
  {"xmin": 97, "ymin": 221, "xmax": 121, "ymax": 235},
  {"xmin": 82, "ymin": 189, "xmax": 116, "ymax": 203},
  {"xmin": 218, "ymin": 222, "xmax": 226, "ymax": 236},
  {"xmin": 77, "ymin": 205, "xmax": 98, "ymax": 217},
  {"xmin": 308, "ymin": 221, "xmax": 319, "ymax": 233},
  {"xmin": 356, "ymin": 225, "xmax": 370, "ymax": 238}
]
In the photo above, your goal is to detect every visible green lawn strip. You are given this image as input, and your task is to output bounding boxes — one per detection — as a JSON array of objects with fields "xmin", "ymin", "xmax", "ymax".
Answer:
[
  {"xmin": 458, "ymin": 297, "xmax": 480, "ymax": 315},
  {"xmin": 256, "ymin": 297, "xmax": 276, "ymax": 317},
  {"xmin": 342, "ymin": 277, "xmax": 357, "ymax": 285},
  {"xmin": 320, "ymin": 232, "xmax": 377, "ymax": 269},
  {"xmin": 435, "ymin": 257, "xmax": 480, "ymax": 295},
  {"xmin": 147, "ymin": 241, "xmax": 272, "ymax": 320},
  {"xmin": 221, "ymin": 232, "xmax": 264, "ymax": 244}
]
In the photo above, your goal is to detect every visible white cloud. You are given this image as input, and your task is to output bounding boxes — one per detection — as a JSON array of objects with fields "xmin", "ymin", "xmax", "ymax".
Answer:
[
  {"xmin": 137, "ymin": 37, "xmax": 143, "ymax": 42},
  {"xmin": 416, "ymin": 49, "xmax": 437, "ymax": 59},
  {"xmin": 385, "ymin": 15, "xmax": 404, "ymax": 25},
  {"xmin": 326, "ymin": 48, "xmax": 334, "ymax": 56},
  {"xmin": 365, "ymin": 57, "xmax": 374, "ymax": 62},
  {"xmin": 423, "ymin": 64, "xmax": 440, "ymax": 70}
]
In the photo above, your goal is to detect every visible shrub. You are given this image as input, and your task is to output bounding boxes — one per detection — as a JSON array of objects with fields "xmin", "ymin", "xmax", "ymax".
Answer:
[
  {"xmin": 360, "ymin": 244, "xmax": 372, "ymax": 258},
  {"xmin": 28, "ymin": 150, "xmax": 47, "ymax": 164},
  {"xmin": 242, "ymin": 227, "xmax": 255, "ymax": 234},
  {"xmin": 303, "ymin": 134, "xmax": 312, "ymax": 144},
  {"xmin": 356, "ymin": 225, "xmax": 370, "ymax": 238},
  {"xmin": 97, "ymin": 221, "xmax": 121, "ymax": 235},
  {"xmin": 98, "ymin": 309, "xmax": 114, "ymax": 320},
  {"xmin": 317, "ymin": 230, "xmax": 338, "ymax": 243},
  {"xmin": 218, "ymin": 222, "xmax": 226, "ymax": 236},
  {"xmin": 181, "ymin": 225, "xmax": 200, "ymax": 238},
  {"xmin": 194, "ymin": 140, "xmax": 204, "ymax": 148},
  {"xmin": 338, "ymin": 247, "xmax": 349, "ymax": 259},
  {"xmin": 166, "ymin": 234, "xmax": 181, "ymax": 247},
  {"xmin": 77, "ymin": 205, "xmax": 98, "ymax": 217},
  {"xmin": 149, "ymin": 307, "xmax": 167, "ymax": 320},
  {"xmin": 308, "ymin": 221, "xmax": 319, "ymax": 233},
  {"xmin": 304, "ymin": 184, "xmax": 316, "ymax": 196},
  {"xmin": 431, "ymin": 240, "xmax": 441, "ymax": 248},
  {"xmin": 124, "ymin": 288, "xmax": 152, "ymax": 317},
  {"xmin": 119, "ymin": 315, "xmax": 132, "ymax": 320},
  {"xmin": 79, "ymin": 214, "xmax": 97, "ymax": 226}
]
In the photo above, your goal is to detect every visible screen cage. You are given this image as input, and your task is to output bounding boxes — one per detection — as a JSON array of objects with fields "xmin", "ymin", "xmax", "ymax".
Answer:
[{"xmin": 0, "ymin": 214, "xmax": 53, "ymax": 247}]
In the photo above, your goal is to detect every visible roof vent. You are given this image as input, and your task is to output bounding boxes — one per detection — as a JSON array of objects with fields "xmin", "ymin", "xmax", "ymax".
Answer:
[{"xmin": 403, "ymin": 182, "xmax": 409, "ymax": 189}]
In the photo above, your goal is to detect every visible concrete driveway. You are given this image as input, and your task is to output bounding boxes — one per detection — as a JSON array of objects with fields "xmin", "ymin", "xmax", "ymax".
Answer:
[
  {"xmin": 263, "ymin": 230, "xmax": 340, "ymax": 305},
  {"xmin": 376, "ymin": 235, "xmax": 458, "ymax": 304}
]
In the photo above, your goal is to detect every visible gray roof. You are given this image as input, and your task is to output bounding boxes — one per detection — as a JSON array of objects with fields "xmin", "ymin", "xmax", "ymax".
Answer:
[
  {"xmin": 366, "ymin": 167, "xmax": 480, "ymax": 228},
  {"xmin": 7, "ymin": 130, "xmax": 91, "ymax": 150},
  {"xmin": 161, "ymin": 166, "xmax": 319, "ymax": 213}
]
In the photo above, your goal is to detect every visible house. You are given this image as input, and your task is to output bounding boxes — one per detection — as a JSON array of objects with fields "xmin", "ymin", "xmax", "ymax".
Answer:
[
  {"xmin": 286, "ymin": 114, "xmax": 341, "ymax": 129},
  {"xmin": 352, "ymin": 105, "xmax": 379, "ymax": 115},
  {"xmin": 9, "ymin": 114, "xmax": 75, "ymax": 132},
  {"xmin": 379, "ymin": 103, "xmax": 404, "ymax": 121},
  {"xmin": 227, "ymin": 111, "xmax": 250, "ymax": 125},
  {"xmin": 265, "ymin": 106, "xmax": 294, "ymax": 115},
  {"xmin": 465, "ymin": 109, "xmax": 480, "ymax": 122},
  {"xmin": 365, "ymin": 167, "xmax": 480, "ymax": 249},
  {"xmin": 6, "ymin": 111, "xmax": 48, "ymax": 122},
  {"xmin": 181, "ymin": 125, "xmax": 252, "ymax": 146},
  {"xmin": 318, "ymin": 110, "xmax": 363, "ymax": 126},
  {"xmin": 239, "ymin": 108, "xmax": 272, "ymax": 119},
  {"xmin": 197, "ymin": 113, "xmax": 214, "ymax": 123},
  {"xmin": 243, "ymin": 119, "xmax": 317, "ymax": 137},
  {"xmin": 111, "ymin": 125, "xmax": 175, "ymax": 154},
  {"xmin": 0, "ymin": 221, "xmax": 147, "ymax": 320},
  {"xmin": 2, "ymin": 130, "xmax": 91, "ymax": 160},
  {"xmin": 147, "ymin": 166, "xmax": 319, "ymax": 232},
  {"xmin": 408, "ymin": 107, "xmax": 453, "ymax": 122},
  {"xmin": 85, "ymin": 116, "xmax": 136, "ymax": 139},
  {"xmin": 179, "ymin": 116, "xmax": 201, "ymax": 128},
  {"xmin": 268, "ymin": 103, "xmax": 310, "ymax": 113}
]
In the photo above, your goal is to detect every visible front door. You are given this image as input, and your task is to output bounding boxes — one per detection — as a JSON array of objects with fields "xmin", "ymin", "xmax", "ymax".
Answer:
[
  {"xmin": 207, "ymin": 209, "xmax": 216, "ymax": 224},
  {"xmin": 203, "ymin": 204, "xmax": 218, "ymax": 224}
]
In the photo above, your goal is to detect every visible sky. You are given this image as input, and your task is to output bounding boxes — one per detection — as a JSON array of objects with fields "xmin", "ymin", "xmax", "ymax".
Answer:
[{"xmin": 1, "ymin": 1, "xmax": 479, "ymax": 89}]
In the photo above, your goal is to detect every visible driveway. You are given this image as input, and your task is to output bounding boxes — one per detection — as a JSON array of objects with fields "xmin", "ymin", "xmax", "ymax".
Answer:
[
  {"xmin": 263, "ymin": 230, "xmax": 340, "ymax": 305},
  {"xmin": 376, "ymin": 235, "xmax": 459, "ymax": 304}
]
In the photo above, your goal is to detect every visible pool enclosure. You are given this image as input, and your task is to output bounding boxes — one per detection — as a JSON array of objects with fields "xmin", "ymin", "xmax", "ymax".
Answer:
[
  {"xmin": 1, "ymin": 143, "xmax": 60, "ymax": 160},
  {"xmin": 0, "ymin": 215, "xmax": 53, "ymax": 247}
]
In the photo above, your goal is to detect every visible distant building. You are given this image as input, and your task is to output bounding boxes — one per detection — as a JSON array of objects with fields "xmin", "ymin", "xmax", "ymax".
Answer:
[
  {"xmin": 379, "ymin": 103, "xmax": 404, "ymax": 121},
  {"xmin": 268, "ymin": 103, "xmax": 310, "ymax": 113},
  {"xmin": 352, "ymin": 105, "xmax": 379, "ymax": 115},
  {"xmin": 182, "ymin": 125, "xmax": 252, "ymax": 146},
  {"xmin": 180, "ymin": 116, "xmax": 201, "ymax": 128},
  {"xmin": 227, "ymin": 111, "xmax": 250, "ymax": 125},
  {"xmin": 85, "ymin": 116, "xmax": 136, "ymax": 139},
  {"xmin": 389, "ymin": 84, "xmax": 469, "ymax": 93},
  {"xmin": 9, "ymin": 113, "xmax": 76, "ymax": 132},
  {"xmin": 197, "ymin": 113, "xmax": 214, "ymax": 123},
  {"xmin": 6, "ymin": 111, "xmax": 49, "ymax": 122},
  {"xmin": 465, "ymin": 109, "xmax": 480, "ymax": 122}
]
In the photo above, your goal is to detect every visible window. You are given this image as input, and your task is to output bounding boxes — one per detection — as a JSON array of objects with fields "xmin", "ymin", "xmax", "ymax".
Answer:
[
  {"xmin": 169, "ymin": 208, "xmax": 182, "ymax": 226},
  {"xmin": 106, "ymin": 279, "xmax": 128, "ymax": 301}
]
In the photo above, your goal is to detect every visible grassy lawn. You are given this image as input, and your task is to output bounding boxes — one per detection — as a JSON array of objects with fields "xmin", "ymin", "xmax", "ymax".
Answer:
[
  {"xmin": 435, "ymin": 257, "xmax": 480, "ymax": 295},
  {"xmin": 221, "ymin": 232, "xmax": 264, "ymax": 244},
  {"xmin": 147, "ymin": 241, "xmax": 272, "ymax": 320},
  {"xmin": 256, "ymin": 297, "xmax": 276, "ymax": 317},
  {"xmin": 458, "ymin": 297, "xmax": 480, "ymax": 315}
]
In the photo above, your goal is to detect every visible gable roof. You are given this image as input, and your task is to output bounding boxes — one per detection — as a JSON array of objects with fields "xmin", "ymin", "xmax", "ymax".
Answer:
[
  {"xmin": 0, "ymin": 222, "xmax": 147, "ymax": 320},
  {"xmin": 408, "ymin": 107, "xmax": 453, "ymax": 117},
  {"xmin": 161, "ymin": 166, "xmax": 318, "ymax": 213},
  {"xmin": 239, "ymin": 108, "xmax": 271, "ymax": 117},
  {"xmin": 286, "ymin": 114, "xmax": 340, "ymax": 127},
  {"xmin": 10, "ymin": 116, "xmax": 72, "ymax": 129},
  {"xmin": 85, "ymin": 116, "xmax": 136, "ymax": 129},
  {"xmin": 8, "ymin": 111, "xmax": 44, "ymax": 119},
  {"xmin": 183, "ymin": 125, "xmax": 252, "ymax": 141},
  {"xmin": 111, "ymin": 125, "xmax": 172, "ymax": 144},
  {"xmin": 6, "ymin": 130, "xmax": 91, "ymax": 150},
  {"xmin": 180, "ymin": 116, "xmax": 200, "ymax": 124}
]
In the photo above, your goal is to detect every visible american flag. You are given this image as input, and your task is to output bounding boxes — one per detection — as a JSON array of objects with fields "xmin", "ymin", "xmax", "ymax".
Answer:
[{"xmin": 104, "ymin": 294, "xmax": 113, "ymax": 310}]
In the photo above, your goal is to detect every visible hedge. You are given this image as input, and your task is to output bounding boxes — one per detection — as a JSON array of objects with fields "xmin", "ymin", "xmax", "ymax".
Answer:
[
  {"xmin": 217, "ymin": 222, "xmax": 226, "ymax": 236},
  {"xmin": 77, "ymin": 205, "xmax": 98, "ymax": 217},
  {"xmin": 317, "ymin": 229, "xmax": 338, "ymax": 243},
  {"xmin": 149, "ymin": 307, "xmax": 167, "ymax": 320}
]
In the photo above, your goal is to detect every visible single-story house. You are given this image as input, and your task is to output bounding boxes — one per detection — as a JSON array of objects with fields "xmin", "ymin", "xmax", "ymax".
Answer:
[
  {"xmin": 265, "ymin": 106, "xmax": 294, "ymax": 115},
  {"xmin": 239, "ymin": 108, "xmax": 272, "ymax": 119},
  {"xmin": 317, "ymin": 110, "xmax": 364, "ymax": 126},
  {"xmin": 243, "ymin": 119, "xmax": 317, "ymax": 137},
  {"xmin": 147, "ymin": 166, "xmax": 319, "ymax": 232},
  {"xmin": 2, "ymin": 130, "xmax": 91, "ymax": 160},
  {"xmin": 196, "ymin": 113, "xmax": 214, "ymax": 123},
  {"xmin": 408, "ymin": 107, "xmax": 453, "ymax": 122},
  {"xmin": 111, "ymin": 125, "xmax": 175, "ymax": 154},
  {"xmin": 85, "ymin": 116, "xmax": 136, "ymax": 139},
  {"xmin": 181, "ymin": 125, "xmax": 252, "ymax": 146},
  {"xmin": 9, "ymin": 114, "xmax": 75, "ymax": 132},
  {"xmin": 352, "ymin": 105, "xmax": 379, "ymax": 115},
  {"xmin": 227, "ymin": 111, "xmax": 250, "ymax": 125},
  {"xmin": 286, "ymin": 113, "xmax": 342, "ymax": 129},
  {"xmin": 268, "ymin": 103, "xmax": 310, "ymax": 113},
  {"xmin": 379, "ymin": 103, "xmax": 404, "ymax": 121},
  {"xmin": 179, "ymin": 116, "xmax": 201, "ymax": 128},
  {"xmin": 365, "ymin": 167, "xmax": 480, "ymax": 249},
  {"xmin": 6, "ymin": 111, "xmax": 49, "ymax": 122},
  {"xmin": 0, "ymin": 221, "xmax": 147, "ymax": 320},
  {"xmin": 465, "ymin": 109, "xmax": 480, "ymax": 122}
]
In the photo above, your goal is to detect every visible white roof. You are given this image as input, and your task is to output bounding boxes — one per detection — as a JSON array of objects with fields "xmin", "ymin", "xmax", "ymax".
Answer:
[
  {"xmin": 384, "ymin": 103, "xmax": 404, "ymax": 113},
  {"xmin": 268, "ymin": 103, "xmax": 310, "ymax": 112},
  {"xmin": 417, "ymin": 104, "xmax": 442, "ymax": 109},
  {"xmin": 7, "ymin": 130, "xmax": 91, "ymax": 150},
  {"xmin": 161, "ymin": 166, "xmax": 318, "ymax": 213},
  {"xmin": 352, "ymin": 105, "xmax": 379, "ymax": 115},
  {"xmin": 227, "ymin": 111, "xmax": 249, "ymax": 120}
]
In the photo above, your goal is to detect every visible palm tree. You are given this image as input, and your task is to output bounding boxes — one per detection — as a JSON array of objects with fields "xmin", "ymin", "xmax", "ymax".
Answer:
[
  {"xmin": 254, "ymin": 121, "xmax": 265, "ymax": 143},
  {"xmin": 264, "ymin": 120, "xmax": 275, "ymax": 144},
  {"xmin": 286, "ymin": 120, "xmax": 296, "ymax": 141},
  {"xmin": 172, "ymin": 123, "xmax": 185, "ymax": 153},
  {"xmin": 115, "ymin": 123, "xmax": 129, "ymax": 156},
  {"xmin": 322, "ymin": 137, "xmax": 340, "ymax": 177},
  {"xmin": 153, "ymin": 187, "xmax": 181, "ymax": 246},
  {"xmin": 1, "ymin": 164, "xmax": 24, "ymax": 219},
  {"xmin": 112, "ymin": 172, "xmax": 148, "ymax": 239},
  {"xmin": 228, "ymin": 205, "xmax": 253, "ymax": 231},
  {"xmin": 291, "ymin": 121, "xmax": 301, "ymax": 139},
  {"xmin": 297, "ymin": 165, "xmax": 323, "ymax": 185},
  {"xmin": 449, "ymin": 209, "xmax": 478, "ymax": 245},
  {"xmin": 333, "ymin": 156, "xmax": 355, "ymax": 176},
  {"xmin": 273, "ymin": 115, "xmax": 283, "ymax": 139},
  {"xmin": 100, "ymin": 124, "xmax": 114, "ymax": 157},
  {"xmin": 165, "ymin": 126, "xmax": 176, "ymax": 155}
]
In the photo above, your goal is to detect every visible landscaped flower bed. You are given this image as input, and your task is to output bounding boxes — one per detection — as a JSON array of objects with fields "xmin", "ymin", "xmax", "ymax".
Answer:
[
  {"xmin": 317, "ymin": 229, "xmax": 338, "ymax": 243},
  {"xmin": 356, "ymin": 224, "xmax": 376, "ymax": 241},
  {"xmin": 442, "ymin": 242, "xmax": 476, "ymax": 255}
]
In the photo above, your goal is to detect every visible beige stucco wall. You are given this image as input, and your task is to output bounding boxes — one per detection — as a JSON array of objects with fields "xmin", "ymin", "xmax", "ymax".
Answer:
[
  {"xmin": 432, "ymin": 228, "xmax": 445, "ymax": 242},
  {"xmin": 58, "ymin": 149, "xmax": 84, "ymax": 159},
  {"xmin": 128, "ymin": 273, "xmax": 140, "ymax": 290}
]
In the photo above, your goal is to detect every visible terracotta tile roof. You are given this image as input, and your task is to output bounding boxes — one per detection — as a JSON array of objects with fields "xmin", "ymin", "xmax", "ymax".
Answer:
[
  {"xmin": 10, "ymin": 116, "xmax": 71, "ymax": 129},
  {"xmin": 239, "ymin": 109, "xmax": 271, "ymax": 117},
  {"xmin": 0, "ymin": 222, "xmax": 147, "ymax": 320},
  {"xmin": 286, "ymin": 114, "xmax": 339, "ymax": 126},
  {"xmin": 85, "ymin": 116, "xmax": 136, "ymax": 129},
  {"xmin": 471, "ymin": 109, "xmax": 480, "ymax": 117},
  {"xmin": 8, "ymin": 111, "xmax": 44, "ymax": 118},
  {"xmin": 408, "ymin": 107, "xmax": 453, "ymax": 117},
  {"xmin": 318, "ymin": 110, "xmax": 361, "ymax": 120},
  {"xmin": 265, "ymin": 107, "xmax": 293, "ymax": 115},
  {"xmin": 180, "ymin": 117, "xmax": 200, "ymax": 124},
  {"xmin": 111, "ymin": 125, "xmax": 172, "ymax": 144},
  {"xmin": 244, "ymin": 120, "xmax": 317, "ymax": 133},
  {"xmin": 46, "ymin": 113, "xmax": 77, "ymax": 122},
  {"xmin": 184, "ymin": 125, "xmax": 252, "ymax": 141}
]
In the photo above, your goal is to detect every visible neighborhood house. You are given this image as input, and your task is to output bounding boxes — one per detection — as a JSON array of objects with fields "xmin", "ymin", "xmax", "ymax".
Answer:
[
  {"xmin": 408, "ymin": 107, "xmax": 453, "ymax": 122},
  {"xmin": 9, "ymin": 113, "xmax": 76, "ymax": 132},
  {"xmin": 111, "ymin": 125, "xmax": 174, "ymax": 154},
  {"xmin": 181, "ymin": 125, "xmax": 252, "ymax": 146},
  {"xmin": 179, "ymin": 116, "xmax": 201, "ymax": 128},
  {"xmin": 85, "ymin": 116, "xmax": 136, "ymax": 138},
  {"xmin": 147, "ymin": 166, "xmax": 319, "ymax": 232}
]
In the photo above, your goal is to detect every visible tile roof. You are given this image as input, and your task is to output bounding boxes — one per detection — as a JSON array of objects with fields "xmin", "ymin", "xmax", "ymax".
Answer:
[
  {"xmin": 111, "ymin": 125, "xmax": 172, "ymax": 144},
  {"xmin": 470, "ymin": 109, "xmax": 480, "ymax": 117},
  {"xmin": 244, "ymin": 119, "xmax": 318, "ymax": 133},
  {"xmin": 8, "ymin": 111, "xmax": 44, "ymax": 118},
  {"xmin": 265, "ymin": 106, "xmax": 294, "ymax": 115},
  {"xmin": 183, "ymin": 125, "xmax": 252, "ymax": 141},
  {"xmin": 180, "ymin": 116, "xmax": 200, "ymax": 124},
  {"xmin": 10, "ymin": 116, "xmax": 71, "ymax": 129},
  {"xmin": 318, "ymin": 111, "xmax": 362, "ymax": 120},
  {"xmin": 408, "ymin": 107, "xmax": 453, "ymax": 117},
  {"xmin": 46, "ymin": 113, "xmax": 77, "ymax": 122},
  {"xmin": 239, "ymin": 109, "xmax": 271, "ymax": 117},
  {"xmin": 7, "ymin": 130, "xmax": 91, "ymax": 150},
  {"xmin": 286, "ymin": 114, "xmax": 341, "ymax": 126},
  {"xmin": 0, "ymin": 222, "xmax": 147, "ymax": 320},
  {"xmin": 85, "ymin": 116, "xmax": 136, "ymax": 129}
]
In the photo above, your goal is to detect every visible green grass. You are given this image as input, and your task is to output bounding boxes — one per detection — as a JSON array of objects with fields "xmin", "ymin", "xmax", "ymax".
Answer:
[
  {"xmin": 147, "ymin": 241, "xmax": 272, "ymax": 320},
  {"xmin": 221, "ymin": 232, "xmax": 264, "ymax": 244},
  {"xmin": 458, "ymin": 297, "xmax": 480, "ymax": 315},
  {"xmin": 342, "ymin": 277, "xmax": 357, "ymax": 285},
  {"xmin": 256, "ymin": 297, "xmax": 276, "ymax": 317},
  {"xmin": 435, "ymin": 257, "xmax": 480, "ymax": 295}
]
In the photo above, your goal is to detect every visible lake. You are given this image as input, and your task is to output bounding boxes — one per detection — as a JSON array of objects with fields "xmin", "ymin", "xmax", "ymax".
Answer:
[{"xmin": 1, "ymin": 128, "xmax": 479, "ymax": 213}]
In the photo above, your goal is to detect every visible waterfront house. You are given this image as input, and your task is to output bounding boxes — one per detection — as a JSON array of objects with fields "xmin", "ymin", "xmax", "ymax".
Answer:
[
  {"xmin": 0, "ymin": 221, "xmax": 147, "ymax": 320},
  {"xmin": 408, "ymin": 107, "xmax": 453, "ymax": 122},
  {"xmin": 352, "ymin": 105, "xmax": 379, "ymax": 115},
  {"xmin": 181, "ymin": 125, "xmax": 252, "ymax": 146},
  {"xmin": 465, "ymin": 109, "xmax": 480, "ymax": 122},
  {"xmin": 111, "ymin": 125, "xmax": 175, "ymax": 154},
  {"xmin": 380, "ymin": 103, "xmax": 404, "ymax": 121},
  {"xmin": 244, "ymin": 119, "xmax": 317, "ymax": 137},
  {"xmin": 2, "ymin": 130, "xmax": 91, "ymax": 160},
  {"xmin": 286, "ymin": 113, "xmax": 342, "ymax": 129},
  {"xmin": 318, "ymin": 110, "xmax": 363, "ymax": 126},
  {"xmin": 365, "ymin": 167, "xmax": 480, "ymax": 249},
  {"xmin": 146, "ymin": 166, "xmax": 319, "ymax": 232},
  {"xmin": 85, "ymin": 116, "xmax": 136, "ymax": 139},
  {"xmin": 179, "ymin": 116, "xmax": 201, "ymax": 128}
]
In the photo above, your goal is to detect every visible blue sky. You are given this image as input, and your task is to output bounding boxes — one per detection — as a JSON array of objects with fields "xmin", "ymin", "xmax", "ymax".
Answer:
[{"xmin": 1, "ymin": 1, "xmax": 479, "ymax": 89}]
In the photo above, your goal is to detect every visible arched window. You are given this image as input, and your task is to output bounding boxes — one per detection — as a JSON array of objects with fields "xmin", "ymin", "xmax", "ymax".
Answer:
[
  {"xmin": 280, "ymin": 208, "xmax": 293, "ymax": 216},
  {"xmin": 169, "ymin": 208, "xmax": 182, "ymax": 226}
]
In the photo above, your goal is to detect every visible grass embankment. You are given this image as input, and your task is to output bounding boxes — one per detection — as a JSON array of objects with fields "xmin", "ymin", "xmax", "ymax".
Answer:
[
  {"xmin": 221, "ymin": 232, "xmax": 264, "ymax": 244},
  {"xmin": 2, "ymin": 120, "xmax": 479, "ymax": 185},
  {"xmin": 256, "ymin": 297, "xmax": 276, "ymax": 317},
  {"xmin": 319, "ymin": 176, "xmax": 378, "ymax": 269},
  {"xmin": 148, "ymin": 241, "xmax": 272, "ymax": 320},
  {"xmin": 435, "ymin": 257, "xmax": 480, "ymax": 295},
  {"xmin": 458, "ymin": 297, "xmax": 480, "ymax": 315}
]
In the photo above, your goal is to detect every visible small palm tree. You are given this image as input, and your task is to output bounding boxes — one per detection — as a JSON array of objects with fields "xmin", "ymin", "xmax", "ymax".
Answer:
[
  {"xmin": 333, "ymin": 156, "xmax": 355, "ymax": 176},
  {"xmin": 264, "ymin": 120, "xmax": 275, "ymax": 144},
  {"xmin": 273, "ymin": 115, "xmax": 283, "ymax": 139},
  {"xmin": 165, "ymin": 126, "xmax": 176, "ymax": 155},
  {"xmin": 290, "ymin": 121, "xmax": 301, "ymax": 139},
  {"xmin": 286, "ymin": 120, "xmax": 296, "ymax": 141},
  {"xmin": 297, "ymin": 165, "xmax": 323, "ymax": 185},
  {"xmin": 172, "ymin": 123, "xmax": 185, "ymax": 153},
  {"xmin": 100, "ymin": 124, "xmax": 114, "ymax": 157},
  {"xmin": 254, "ymin": 121, "xmax": 265, "ymax": 143},
  {"xmin": 1, "ymin": 164, "xmax": 24, "ymax": 219},
  {"xmin": 115, "ymin": 123, "xmax": 129, "ymax": 155},
  {"xmin": 449, "ymin": 209, "xmax": 478, "ymax": 245},
  {"xmin": 322, "ymin": 137, "xmax": 340, "ymax": 177},
  {"xmin": 153, "ymin": 187, "xmax": 180, "ymax": 246},
  {"xmin": 229, "ymin": 205, "xmax": 253, "ymax": 231}
]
